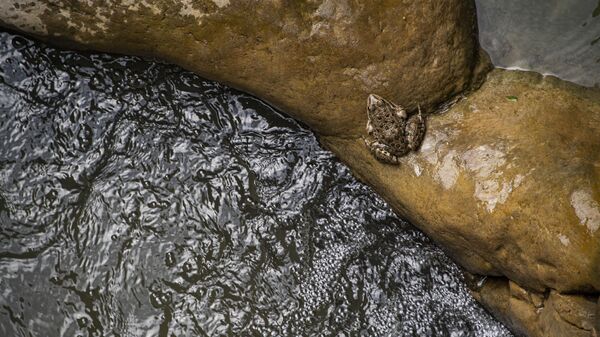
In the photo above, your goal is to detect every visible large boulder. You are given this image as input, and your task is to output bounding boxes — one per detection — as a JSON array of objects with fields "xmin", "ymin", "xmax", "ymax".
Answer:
[
  {"xmin": 0, "ymin": 0, "xmax": 487, "ymax": 136},
  {"xmin": 323, "ymin": 69, "xmax": 600, "ymax": 336}
]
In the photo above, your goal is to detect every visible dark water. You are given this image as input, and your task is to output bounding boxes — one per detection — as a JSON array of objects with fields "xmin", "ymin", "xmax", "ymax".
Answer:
[
  {"xmin": 476, "ymin": 0, "xmax": 600, "ymax": 87},
  {"xmin": 0, "ymin": 31, "xmax": 511, "ymax": 337}
]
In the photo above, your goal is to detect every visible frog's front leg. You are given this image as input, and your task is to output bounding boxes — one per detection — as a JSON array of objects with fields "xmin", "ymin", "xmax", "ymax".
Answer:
[{"xmin": 364, "ymin": 138, "xmax": 401, "ymax": 165}]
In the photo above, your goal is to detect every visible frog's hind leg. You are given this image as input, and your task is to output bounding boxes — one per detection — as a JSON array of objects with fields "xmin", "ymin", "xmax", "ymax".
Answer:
[
  {"xmin": 405, "ymin": 105, "xmax": 426, "ymax": 151},
  {"xmin": 364, "ymin": 138, "xmax": 401, "ymax": 165}
]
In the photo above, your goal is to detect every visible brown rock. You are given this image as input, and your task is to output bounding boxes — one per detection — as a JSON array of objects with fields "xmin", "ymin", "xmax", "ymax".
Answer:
[
  {"xmin": 472, "ymin": 277, "xmax": 599, "ymax": 337},
  {"xmin": 543, "ymin": 291, "xmax": 598, "ymax": 335},
  {"xmin": 0, "ymin": 0, "xmax": 487, "ymax": 137},
  {"xmin": 471, "ymin": 277, "xmax": 541, "ymax": 336},
  {"xmin": 323, "ymin": 70, "xmax": 600, "ymax": 294},
  {"xmin": 596, "ymin": 297, "xmax": 600, "ymax": 333}
]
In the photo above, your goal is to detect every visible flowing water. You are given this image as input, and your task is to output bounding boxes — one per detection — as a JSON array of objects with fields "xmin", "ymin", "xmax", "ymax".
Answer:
[
  {"xmin": 476, "ymin": 0, "xmax": 600, "ymax": 87},
  {"xmin": 0, "ymin": 31, "xmax": 512, "ymax": 336}
]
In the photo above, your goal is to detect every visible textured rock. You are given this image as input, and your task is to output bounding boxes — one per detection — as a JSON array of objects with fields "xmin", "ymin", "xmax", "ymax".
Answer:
[
  {"xmin": 324, "ymin": 69, "xmax": 600, "ymax": 294},
  {"xmin": 471, "ymin": 277, "xmax": 598, "ymax": 337},
  {"xmin": 0, "ymin": 0, "xmax": 487, "ymax": 137}
]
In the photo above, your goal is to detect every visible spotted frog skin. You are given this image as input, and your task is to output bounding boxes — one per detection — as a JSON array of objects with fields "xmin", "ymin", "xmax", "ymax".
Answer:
[{"xmin": 364, "ymin": 94, "xmax": 426, "ymax": 165}]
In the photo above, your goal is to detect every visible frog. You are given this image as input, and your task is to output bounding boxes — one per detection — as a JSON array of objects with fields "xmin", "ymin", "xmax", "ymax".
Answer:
[{"xmin": 363, "ymin": 94, "xmax": 426, "ymax": 165}]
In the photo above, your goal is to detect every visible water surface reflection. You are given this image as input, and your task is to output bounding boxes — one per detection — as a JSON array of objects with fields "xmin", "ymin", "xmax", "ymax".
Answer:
[{"xmin": 476, "ymin": 0, "xmax": 600, "ymax": 87}]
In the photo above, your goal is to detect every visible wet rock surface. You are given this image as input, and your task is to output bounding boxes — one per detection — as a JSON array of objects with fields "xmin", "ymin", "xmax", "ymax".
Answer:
[
  {"xmin": 0, "ymin": 0, "xmax": 487, "ymax": 137},
  {"xmin": 0, "ymin": 31, "xmax": 511, "ymax": 337}
]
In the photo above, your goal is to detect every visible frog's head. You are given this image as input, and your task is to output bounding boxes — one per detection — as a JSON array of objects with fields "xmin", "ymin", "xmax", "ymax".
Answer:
[{"xmin": 366, "ymin": 94, "xmax": 406, "ymax": 129}]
